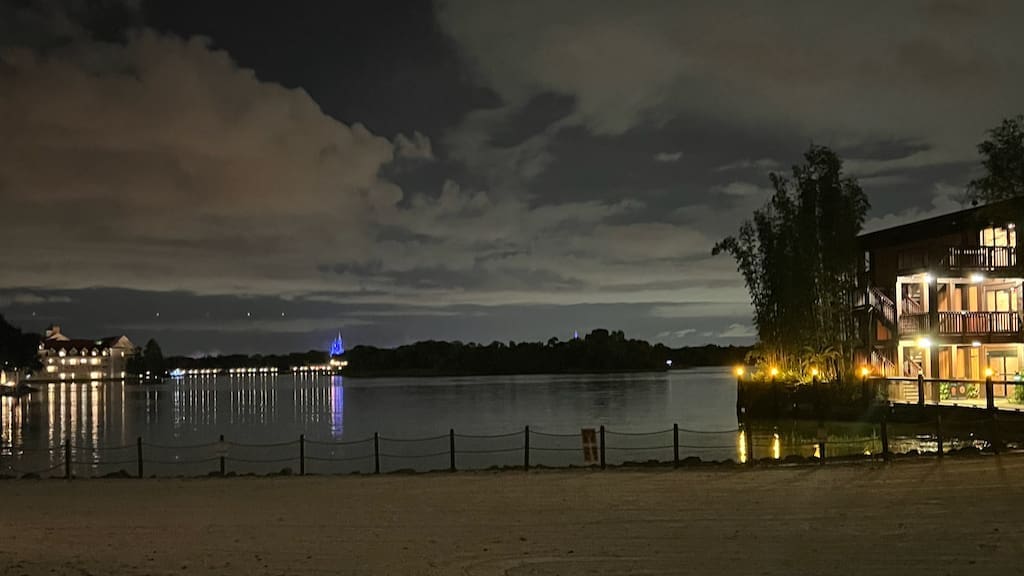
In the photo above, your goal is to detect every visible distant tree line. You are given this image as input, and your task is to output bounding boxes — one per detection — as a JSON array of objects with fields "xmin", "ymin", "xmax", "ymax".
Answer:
[
  {"xmin": 165, "ymin": 349, "xmax": 329, "ymax": 373},
  {"xmin": 341, "ymin": 330, "xmax": 749, "ymax": 377}
]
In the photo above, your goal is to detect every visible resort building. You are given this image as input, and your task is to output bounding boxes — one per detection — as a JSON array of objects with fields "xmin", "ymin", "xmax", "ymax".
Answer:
[
  {"xmin": 35, "ymin": 325, "xmax": 136, "ymax": 381},
  {"xmin": 856, "ymin": 198, "xmax": 1024, "ymax": 386}
]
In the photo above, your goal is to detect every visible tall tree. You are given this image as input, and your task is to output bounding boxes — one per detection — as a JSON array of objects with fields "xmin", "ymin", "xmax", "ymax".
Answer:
[
  {"xmin": 713, "ymin": 145, "xmax": 869, "ymax": 379},
  {"xmin": 142, "ymin": 339, "xmax": 166, "ymax": 375},
  {"xmin": 968, "ymin": 115, "xmax": 1024, "ymax": 204},
  {"xmin": 0, "ymin": 314, "xmax": 40, "ymax": 370}
]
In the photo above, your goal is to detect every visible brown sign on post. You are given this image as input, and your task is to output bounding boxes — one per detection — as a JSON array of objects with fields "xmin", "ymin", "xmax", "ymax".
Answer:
[{"xmin": 581, "ymin": 428, "xmax": 598, "ymax": 464}]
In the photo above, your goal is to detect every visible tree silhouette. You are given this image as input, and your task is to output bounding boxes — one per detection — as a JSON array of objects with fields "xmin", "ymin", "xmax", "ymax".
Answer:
[
  {"xmin": 713, "ymin": 145, "xmax": 869, "ymax": 379},
  {"xmin": 968, "ymin": 115, "xmax": 1024, "ymax": 204}
]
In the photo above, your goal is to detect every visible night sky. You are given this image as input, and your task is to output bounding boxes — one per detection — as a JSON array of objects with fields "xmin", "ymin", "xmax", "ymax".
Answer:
[{"xmin": 1, "ymin": 1, "xmax": 1022, "ymax": 355}]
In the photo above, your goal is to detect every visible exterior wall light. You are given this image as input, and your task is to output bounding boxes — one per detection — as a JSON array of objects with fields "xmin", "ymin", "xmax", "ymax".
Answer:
[{"xmin": 916, "ymin": 337, "xmax": 931, "ymax": 348}]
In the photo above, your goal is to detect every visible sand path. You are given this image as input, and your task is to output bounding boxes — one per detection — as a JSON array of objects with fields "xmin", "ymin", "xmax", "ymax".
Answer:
[{"xmin": 1, "ymin": 458, "xmax": 1022, "ymax": 575}]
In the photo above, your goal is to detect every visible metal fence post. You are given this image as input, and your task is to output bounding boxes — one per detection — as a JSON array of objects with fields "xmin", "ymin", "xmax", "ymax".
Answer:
[
  {"xmin": 936, "ymin": 412, "xmax": 943, "ymax": 459},
  {"xmin": 374, "ymin": 432, "xmax": 381, "ymax": 474},
  {"xmin": 137, "ymin": 436, "xmax": 143, "ymax": 478},
  {"xmin": 599, "ymin": 425, "xmax": 606, "ymax": 470},
  {"xmin": 917, "ymin": 373, "xmax": 925, "ymax": 407},
  {"xmin": 299, "ymin": 434, "xmax": 305, "ymax": 476},
  {"xmin": 673, "ymin": 423, "xmax": 679, "ymax": 468},
  {"xmin": 449, "ymin": 428, "xmax": 456, "ymax": 472},
  {"xmin": 986, "ymin": 376, "xmax": 995, "ymax": 411},
  {"xmin": 64, "ymin": 436, "xmax": 71, "ymax": 480},
  {"xmin": 219, "ymin": 434, "xmax": 225, "ymax": 476},
  {"xmin": 524, "ymin": 426, "xmax": 530, "ymax": 470}
]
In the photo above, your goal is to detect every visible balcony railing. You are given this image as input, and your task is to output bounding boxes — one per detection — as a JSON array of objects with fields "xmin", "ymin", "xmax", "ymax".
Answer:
[
  {"xmin": 896, "ymin": 245, "xmax": 1017, "ymax": 273},
  {"xmin": 899, "ymin": 311, "xmax": 1022, "ymax": 337},
  {"xmin": 947, "ymin": 246, "xmax": 1016, "ymax": 269},
  {"xmin": 937, "ymin": 311, "xmax": 1022, "ymax": 336}
]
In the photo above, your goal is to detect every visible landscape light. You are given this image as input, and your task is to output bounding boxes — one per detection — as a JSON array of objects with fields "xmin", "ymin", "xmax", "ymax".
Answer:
[
  {"xmin": 769, "ymin": 367, "xmax": 779, "ymax": 377},
  {"xmin": 970, "ymin": 273, "xmax": 985, "ymax": 283},
  {"xmin": 860, "ymin": 366, "xmax": 870, "ymax": 377},
  {"xmin": 810, "ymin": 367, "xmax": 819, "ymax": 377},
  {"xmin": 916, "ymin": 337, "xmax": 931, "ymax": 348},
  {"xmin": 734, "ymin": 366, "xmax": 744, "ymax": 377},
  {"xmin": 985, "ymin": 367, "xmax": 994, "ymax": 378}
]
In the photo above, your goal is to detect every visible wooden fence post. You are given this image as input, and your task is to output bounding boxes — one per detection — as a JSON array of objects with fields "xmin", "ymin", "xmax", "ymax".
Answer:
[
  {"xmin": 299, "ymin": 434, "xmax": 305, "ymax": 476},
  {"xmin": 880, "ymin": 410, "xmax": 890, "ymax": 462},
  {"xmin": 599, "ymin": 425, "xmax": 606, "ymax": 470},
  {"xmin": 742, "ymin": 412, "xmax": 754, "ymax": 465},
  {"xmin": 524, "ymin": 424, "xmax": 532, "ymax": 469},
  {"xmin": 449, "ymin": 428, "xmax": 456, "ymax": 472},
  {"xmin": 374, "ymin": 432, "xmax": 380, "ymax": 474},
  {"xmin": 917, "ymin": 373, "xmax": 925, "ymax": 407},
  {"xmin": 64, "ymin": 436, "xmax": 71, "ymax": 480},
  {"xmin": 986, "ymin": 376, "xmax": 995, "ymax": 411},
  {"xmin": 991, "ymin": 412, "xmax": 1001, "ymax": 455},
  {"xmin": 673, "ymin": 423, "xmax": 679, "ymax": 468},
  {"xmin": 137, "ymin": 436, "xmax": 143, "ymax": 478}
]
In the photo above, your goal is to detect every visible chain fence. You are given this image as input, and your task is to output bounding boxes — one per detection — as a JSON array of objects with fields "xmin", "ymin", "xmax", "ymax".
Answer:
[{"xmin": 3, "ymin": 413, "xmax": 1024, "ymax": 479}]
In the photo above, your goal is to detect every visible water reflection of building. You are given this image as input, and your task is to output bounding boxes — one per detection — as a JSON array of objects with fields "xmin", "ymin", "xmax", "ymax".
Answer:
[{"xmin": 34, "ymin": 325, "xmax": 136, "ymax": 381}]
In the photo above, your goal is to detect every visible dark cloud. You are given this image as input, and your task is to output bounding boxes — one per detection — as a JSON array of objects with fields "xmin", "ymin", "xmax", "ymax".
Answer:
[{"xmin": 2, "ymin": 2, "xmax": 1020, "ymax": 351}]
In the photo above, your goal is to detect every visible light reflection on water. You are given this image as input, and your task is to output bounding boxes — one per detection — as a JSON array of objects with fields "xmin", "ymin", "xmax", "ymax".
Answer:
[
  {"xmin": 3, "ymin": 369, "xmax": 1000, "ymax": 476},
  {"xmin": 1, "ymin": 369, "xmax": 741, "ymax": 474}
]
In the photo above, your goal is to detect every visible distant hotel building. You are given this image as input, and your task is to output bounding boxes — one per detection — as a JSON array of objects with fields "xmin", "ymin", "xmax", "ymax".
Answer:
[
  {"xmin": 856, "ymin": 198, "xmax": 1024, "ymax": 383},
  {"xmin": 36, "ymin": 325, "xmax": 136, "ymax": 381}
]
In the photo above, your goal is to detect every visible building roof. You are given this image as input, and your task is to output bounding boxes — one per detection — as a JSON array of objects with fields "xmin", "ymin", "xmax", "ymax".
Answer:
[
  {"xmin": 858, "ymin": 197, "xmax": 1024, "ymax": 249},
  {"xmin": 39, "ymin": 336, "xmax": 134, "ymax": 353}
]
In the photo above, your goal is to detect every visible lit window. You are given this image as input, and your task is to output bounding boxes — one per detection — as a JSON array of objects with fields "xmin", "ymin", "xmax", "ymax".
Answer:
[
  {"xmin": 980, "ymin": 226, "xmax": 1017, "ymax": 247},
  {"xmin": 46, "ymin": 365, "xmax": 56, "ymax": 373}
]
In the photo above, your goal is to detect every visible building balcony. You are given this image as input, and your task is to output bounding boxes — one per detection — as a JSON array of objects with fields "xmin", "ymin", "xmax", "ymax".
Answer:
[
  {"xmin": 899, "ymin": 311, "xmax": 1023, "ymax": 339},
  {"xmin": 896, "ymin": 246, "xmax": 1017, "ymax": 274}
]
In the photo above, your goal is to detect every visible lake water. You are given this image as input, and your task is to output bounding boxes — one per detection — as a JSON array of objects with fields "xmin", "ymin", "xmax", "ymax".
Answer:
[
  {"xmin": 1, "ymin": 368, "xmax": 742, "ymax": 476},
  {"xmin": 0, "ymin": 368, "xmax": 972, "ymax": 477}
]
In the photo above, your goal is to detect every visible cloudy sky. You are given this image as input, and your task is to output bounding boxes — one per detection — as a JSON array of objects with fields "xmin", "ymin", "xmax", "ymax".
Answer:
[{"xmin": 1, "ymin": 1, "xmax": 1022, "ymax": 355}]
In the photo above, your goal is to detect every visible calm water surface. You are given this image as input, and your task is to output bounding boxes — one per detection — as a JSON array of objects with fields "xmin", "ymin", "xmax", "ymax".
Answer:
[
  {"xmin": 1, "ymin": 369, "xmax": 744, "ymax": 475},
  {"xmin": 5, "ymin": 368, "xmax": 976, "ymax": 476}
]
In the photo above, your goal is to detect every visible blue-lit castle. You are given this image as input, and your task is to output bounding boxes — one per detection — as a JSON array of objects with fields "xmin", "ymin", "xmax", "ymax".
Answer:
[{"xmin": 330, "ymin": 332, "xmax": 345, "ymax": 357}]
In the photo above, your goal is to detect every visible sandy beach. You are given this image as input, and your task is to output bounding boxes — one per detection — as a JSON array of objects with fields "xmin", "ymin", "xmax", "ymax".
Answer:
[{"xmin": 1, "ymin": 457, "xmax": 1022, "ymax": 575}]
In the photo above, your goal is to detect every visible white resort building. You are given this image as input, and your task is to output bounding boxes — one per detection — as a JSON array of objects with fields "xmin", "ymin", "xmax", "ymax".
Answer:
[{"xmin": 36, "ymin": 325, "xmax": 136, "ymax": 381}]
